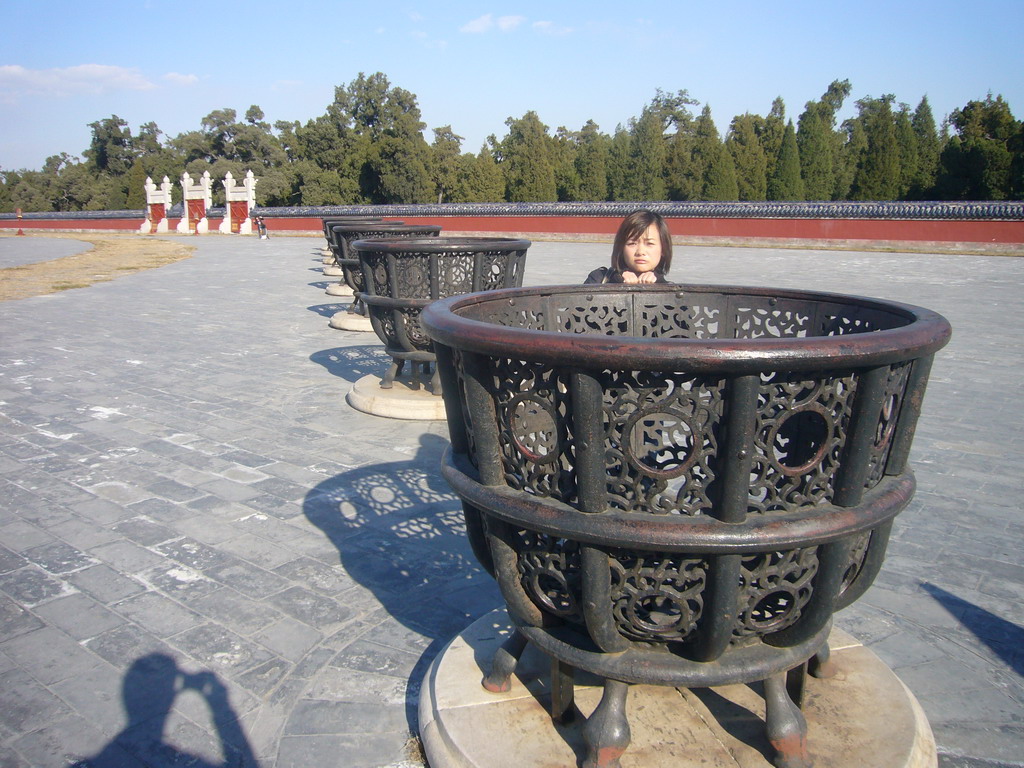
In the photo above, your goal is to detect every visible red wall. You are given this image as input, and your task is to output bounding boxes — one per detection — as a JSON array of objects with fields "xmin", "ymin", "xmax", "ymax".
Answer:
[
  {"xmin": 2, "ymin": 214, "xmax": 1021, "ymax": 244},
  {"xmin": 256, "ymin": 215, "xmax": 1024, "ymax": 244}
]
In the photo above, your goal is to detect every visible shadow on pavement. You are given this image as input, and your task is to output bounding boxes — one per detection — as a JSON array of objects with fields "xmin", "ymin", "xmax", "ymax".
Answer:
[
  {"xmin": 923, "ymin": 583, "xmax": 1024, "ymax": 676},
  {"xmin": 302, "ymin": 432, "xmax": 502, "ymax": 731},
  {"xmin": 310, "ymin": 344, "xmax": 392, "ymax": 384},
  {"xmin": 70, "ymin": 653, "xmax": 259, "ymax": 768}
]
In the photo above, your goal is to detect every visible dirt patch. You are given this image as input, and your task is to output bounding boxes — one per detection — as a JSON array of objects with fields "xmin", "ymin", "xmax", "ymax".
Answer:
[{"xmin": 0, "ymin": 233, "xmax": 195, "ymax": 302}]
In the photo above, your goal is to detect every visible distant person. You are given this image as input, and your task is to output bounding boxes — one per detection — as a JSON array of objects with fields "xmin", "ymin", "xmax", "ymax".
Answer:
[
  {"xmin": 255, "ymin": 215, "xmax": 268, "ymax": 239},
  {"xmin": 584, "ymin": 210, "xmax": 673, "ymax": 284}
]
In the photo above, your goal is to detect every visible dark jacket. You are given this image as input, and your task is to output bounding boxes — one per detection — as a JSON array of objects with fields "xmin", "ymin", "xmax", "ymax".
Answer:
[{"xmin": 584, "ymin": 267, "xmax": 671, "ymax": 285}]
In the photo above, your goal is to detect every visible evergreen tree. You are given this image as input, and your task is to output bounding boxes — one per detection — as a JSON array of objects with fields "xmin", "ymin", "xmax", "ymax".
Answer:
[
  {"xmin": 768, "ymin": 121, "xmax": 804, "ymax": 200},
  {"xmin": 500, "ymin": 111, "xmax": 557, "ymax": 202},
  {"xmin": 429, "ymin": 126, "xmax": 463, "ymax": 203},
  {"xmin": 574, "ymin": 120, "xmax": 609, "ymax": 202},
  {"xmin": 797, "ymin": 106, "xmax": 831, "ymax": 199},
  {"xmin": 797, "ymin": 80, "xmax": 851, "ymax": 199},
  {"xmin": 704, "ymin": 141, "xmax": 739, "ymax": 200},
  {"xmin": 125, "ymin": 159, "xmax": 148, "ymax": 209},
  {"xmin": 621, "ymin": 106, "xmax": 668, "ymax": 200},
  {"xmin": 606, "ymin": 126, "xmax": 633, "ymax": 201},
  {"xmin": 551, "ymin": 126, "xmax": 581, "ymax": 201},
  {"xmin": 910, "ymin": 96, "xmax": 941, "ymax": 197},
  {"xmin": 851, "ymin": 96, "xmax": 900, "ymax": 200},
  {"xmin": 894, "ymin": 104, "xmax": 919, "ymax": 198},
  {"xmin": 935, "ymin": 93, "xmax": 1018, "ymax": 199},
  {"xmin": 760, "ymin": 98, "xmax": 786, "ymax": 183},
  {"xmin": 726, "ymin": 114, "xmax": 767, "ymax": 200},
  {"xmin": 85, "ymin": 116, "xmax": 134, "ymax": 176},
  {"xmin": 836, "ymin": 116, "xmax": 867, "ymax": 200},
  {"xmin": 454, "ymin": 144, "xmax": 505, "ymax": 202},
  {"xmin": 686, "ymin": 105, "xmax": 723, "ymax": 201}
]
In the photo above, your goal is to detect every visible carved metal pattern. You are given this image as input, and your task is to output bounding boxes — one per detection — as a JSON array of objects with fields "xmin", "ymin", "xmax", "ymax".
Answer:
[
  {"xmin": 749, "ymin": 372, "xmax": 856, "ymax": 513},
  {"xmin": 735, "ymin": 547, "xmax": 819, "ymax": 638},
  {"xmin": 491, "ymin": 359, "xmax": 574, "ymax": 501},
  {"xmin": 733, "ymin": 300, "xmax": 814, "ymax": 339},
  {"xmin": 609, "ymin": 550, "xmax": 707, "ymax": 642},
  {"xmin": 515, "ymin": 531, "xmax": 583, "ymax": 622},
  {"xmin": 602, "ymin": 370, "xmax": 723, "ymax": 515},
  {"xmin": 838, "ymin": 531, "xmax": 872, "ymax": 598},
  {"xmin": 865, "ymin": 362, "xmax": 913, "ymax": 487},
  {"xmin": 636, "ymin": 298, "xmax": 721, "ymax": 339}
]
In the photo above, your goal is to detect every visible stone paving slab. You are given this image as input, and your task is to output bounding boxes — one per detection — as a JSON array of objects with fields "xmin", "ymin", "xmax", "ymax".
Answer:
[
  {"xmin": 0, "ymin": 235, "xmax": 93, "ymax": 269},
  {"xmin": 0, "ymin": 232, "xmax": 1021, "ymax": 767}
]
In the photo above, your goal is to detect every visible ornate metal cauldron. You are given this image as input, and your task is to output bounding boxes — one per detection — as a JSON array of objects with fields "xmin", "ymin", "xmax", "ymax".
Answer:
[
  {"xmin": 422, "ymin": 283, "xmax": 951, "ymax": 768},
  {"xmin": 327, "ymin": 222, "xmax": 438, "ymax": 304},
  {"xmin": 352, "ymin": 237, "xmax": 530, "ymax": 393}
]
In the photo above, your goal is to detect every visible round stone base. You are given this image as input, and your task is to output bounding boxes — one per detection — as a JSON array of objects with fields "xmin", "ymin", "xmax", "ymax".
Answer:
[
  {"xmin": 420, "ymin": 608, "xmax": 937, "ymax": 768},
  {"xmin": 329, "ymin": 311, "xmax": 374, "ymax": 332},
  {"xmin": 325, "ymin": 283, "xmax": 353, "ymax": 297},
  {"xmin": 323, "ymin": 265, "xmax": 344, "ymax": 277},
  {"xmin": 346, "ymin": 373, "xmax": 446, "ymax": 420}
]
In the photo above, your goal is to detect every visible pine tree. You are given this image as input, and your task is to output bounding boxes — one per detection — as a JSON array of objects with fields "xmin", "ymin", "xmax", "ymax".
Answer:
[
  {"xmin": 935, "ymin": 93, "xmax": 1017, "ymax": 200},
  {"xmin": 796, "ymin": 80, "xmax": 851, "ymax": 200},
  {"xmin": 836, "ymin": 117, "xmax": 867, "ymax": 200},
  {"xmin": 501, "ymin": 111, "xmax": 557, "ymax": 202},
  {"xmin": 760, "ymin": 98, "xmax": 786, "ymax": 182},
  {"xmin": 454, "ymin": 144, "xmax": 505, "ymax": 202},
  {"xmin": 575, "ymin": 120, "xmax": 609, "ymax": 202},
  {"xmin": 621, "ymin": 107, "xmax": 667, "ymax": 201},
  {"xmin": 768, "ymin": 121, "xmax": 804, "ymax": 200},
  {"xmin": 704, "ymin": 142, "xmax": 739, "ymax": 200},
  {"xmin": 125, "ymin": 159, "xmax": 148, "ymax": 209},
  {"xmin": 688, "ymin": 106, "xmax": 723, "ymax": 201},
  {"xmin": 551, "ymin": 127, "xmax": 581, "ymax": 201},
  {"xmin": 894, "ymin": 105, "xmax": 919, "ymax": 198},
  {"xmin": 727, "ymin": 114, "xmax": 767, "ymax": 200},
  {"xmin": 910, "ymin": 97, "xmax": 941, "ymax": 197},
  {"xmin": 852, "ymin": 96, "xmax": 900, "ymax": 200},
  {"xmin": 607, "ymin": 126, "xmax": 633, "ymax": 201},
  {"xmin": 430, "ymin": 126, "xmax": 463, "ymax": 203}
]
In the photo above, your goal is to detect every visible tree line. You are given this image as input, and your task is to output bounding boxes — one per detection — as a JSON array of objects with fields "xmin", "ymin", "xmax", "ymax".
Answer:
[{"xmin": 1, "ymin": 72, "xmax": 1021, "ymax": 213}]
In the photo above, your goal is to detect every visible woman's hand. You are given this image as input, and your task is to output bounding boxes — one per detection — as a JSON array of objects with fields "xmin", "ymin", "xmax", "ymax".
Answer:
[{"xmin": 621, "ymin": 270, "xmax": 656, "ymax": 284}]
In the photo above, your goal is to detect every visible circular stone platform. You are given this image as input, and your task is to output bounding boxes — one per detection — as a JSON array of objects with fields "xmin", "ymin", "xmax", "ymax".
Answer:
[
  {"xmin": 325, "ymin": 282, "xmax": 353, "ymax": 297},
  {"xmin": 329, "ymin": 310, "xmax": 374, "ymax": 332},
  {"xmin": 346, "ymin": 373, "xmax": 446, "ymax": 420},
  {"xmin": 323, "ymin": 265, "xmax": 344, "ymax": 277},
  {"xmin": 419, "ymin": 608, "xmax": 937, "ymax": 768}
]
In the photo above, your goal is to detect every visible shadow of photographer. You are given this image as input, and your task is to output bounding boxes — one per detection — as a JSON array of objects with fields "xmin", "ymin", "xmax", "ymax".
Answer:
[{"xmin": 71, "ymin": 653, "xmax": 258, "ymax": 768}]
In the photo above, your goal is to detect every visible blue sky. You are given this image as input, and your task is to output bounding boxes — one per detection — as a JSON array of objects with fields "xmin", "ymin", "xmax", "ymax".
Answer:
[{"xmin": 2, "ymin": 0, "xmax": 1022, "ymax": 171}]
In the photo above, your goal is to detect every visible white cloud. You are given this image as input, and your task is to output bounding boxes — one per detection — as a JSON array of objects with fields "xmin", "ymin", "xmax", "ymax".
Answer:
[
  {"xmin": 460, "ymin": 13, "xmax": 494, "ymax": 33},
  {"xmin": 162, "ymin": 72, "xmax": 199, "ymax": 86},
  {"xmin": 497, "ymin": 15, "xmax": 526, "ymax": 31},
  {"xmin": 0, "ymin": 64, "xmax": 155, "ymax": 98},
  {"xmin": 533, "ymin": 20, "xmax": 573, "ymax": 36},
  {"xmin": 460, "ymin": 13, "xmax": 525, "ymax": 33}
]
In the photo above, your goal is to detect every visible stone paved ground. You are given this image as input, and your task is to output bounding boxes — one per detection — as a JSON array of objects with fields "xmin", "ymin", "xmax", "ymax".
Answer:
[{"xmin": 0, "ymin": 233, "xmax": 1020, "ymax": 767}]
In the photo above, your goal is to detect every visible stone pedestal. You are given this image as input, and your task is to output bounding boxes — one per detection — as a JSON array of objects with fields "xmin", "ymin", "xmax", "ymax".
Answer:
[
  {"xmin": 329, "ymin": 310, "xmax": 374, "ymax": 332},
  {"xmin": 420, "ymin": 608, "xmax": 937, "ymax": 768},
  {"xmin": 346, "ymin": 374, "xmax": 446, "ymax": 421},
  {"xmin": 325, "ymin": 283, "xmax": 353, "ymax": 298}
]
